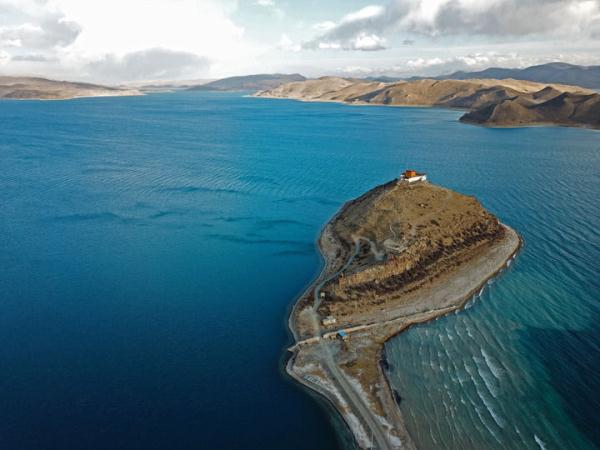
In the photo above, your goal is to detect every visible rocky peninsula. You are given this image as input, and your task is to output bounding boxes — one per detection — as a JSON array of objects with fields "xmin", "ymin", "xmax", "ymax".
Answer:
[
  {"xmin": 286, "ymin": 174, "xmax": 521, "ymax": 449},
  {"xmin": 0, "ymin": 76, "xmax": 141, "ymax": 100},
  {"xmin": 255, "ymin": 77, "xmax": 599, "ymax": 130}
]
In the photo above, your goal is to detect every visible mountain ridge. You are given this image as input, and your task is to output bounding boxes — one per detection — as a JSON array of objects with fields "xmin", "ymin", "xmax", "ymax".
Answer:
[
  {"xmin": 255, "ymin": 77, "xmax": 600, "ymax": 130},
  {"xmin": 409, "ymin": 62, "xmax": 600, "ymax": 89}
]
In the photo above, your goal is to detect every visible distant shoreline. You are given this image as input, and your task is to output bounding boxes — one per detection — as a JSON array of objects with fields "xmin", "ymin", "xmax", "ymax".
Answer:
[
  {"xmin": 0, "ymin": 76, "xmax": 142, "ymax": 101},
  {"xmin": 254, "ymin": 92, "xmax": 600, "ymax": 131},
  {"xmin": 254, "ymin": 77, "xmax": 600, "ymax": 130},
  {"xmin": 0, "ymin": 93, "xmax": 143, "ymax": 101}
]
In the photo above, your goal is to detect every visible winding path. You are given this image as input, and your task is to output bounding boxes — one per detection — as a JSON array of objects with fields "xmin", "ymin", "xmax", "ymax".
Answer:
[{"xmin": 308, "ymin": 237, "xmax": 396, "ymax": 450}]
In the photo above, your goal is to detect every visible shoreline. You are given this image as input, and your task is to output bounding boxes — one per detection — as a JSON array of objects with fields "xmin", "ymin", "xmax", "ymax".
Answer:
[
  {"xmin": 284, "ymin": 180, "xmax": 521, "ymax": 449},
  {"xmin": 0, "ymin": 91, "xmax": 142, "ymax": 102},
  {"xmin": 252, "ymin": 91, "xmax": 600, "ymax": 131}
]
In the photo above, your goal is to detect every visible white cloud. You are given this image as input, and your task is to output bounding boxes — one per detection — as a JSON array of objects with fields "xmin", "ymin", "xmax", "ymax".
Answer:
[
  {"xmin": 312, "ymin": 21, "xmax": 336, "ymax": 32},
  {"xmin": 1, "ymin": 0, "xmax": 599, "ymax": 81},
  {"xmin": 351, "ymin": 33, "xmax": 386, "ymax": 51},
  {"xmin": 336, "ymin": 65, "xmax": 374, "ymax": 75},
  {"xmin": 12, "ymin": 53, "xmax": 58, "ymax": 62},
  {"xmin": 305, "ymin": 0, "xmax": 600, "ymax": 51},
  {"xmin": 304, "ymin": 6, "xmax": 392, "ymax": 51},
  {"xmin": 52, "ymin": 0, "xmax": 246, "ymax": 58},
  {"xmin": 0, "ymin": 0, "xmax": 262, "ymax": 82},
  {"xmin": 406, "ymin": 57, "xmax": 445, "ymax": 69},
  {"xmin": 404, "ymin": 52, "xmax": 536, "ymax": 73},
  {"xmin": 277, "ymin": 33, "xmax": 301, "ymax": 52},
  {"xmin": 318, "ymin": 42, "xmax": 341, "ymax": 49},
  {"xmin": 326, "ymin": 51, "xmax": 579, "ymax": 78},
  {"xmin": 303, "ymin": 2, "xmax": 406, "ymax": 51},
  {"xmin": 85, "ymin": 48, "xmax": 210, "ymax": 83},
  {"xmin": 0, "ymin": 1, "xmax": 82, "ymax": 51},
  {"xmin": 255, "ymin": 0, "xmax": 285, "ymax": 19},
  {"xmin": 402, "ymin": 0, "xmax": 600, "ymax": 36},
  {"xmin": 343, "ymin": 5, "xmax": 385, "ymax": 22},
  {"xmin": 0, "ymin": 19, "xmax": 81, "ymax": 49},
  {"xmin": 0, "ymin": 49, "xmax": 10, "ymax": 64}
]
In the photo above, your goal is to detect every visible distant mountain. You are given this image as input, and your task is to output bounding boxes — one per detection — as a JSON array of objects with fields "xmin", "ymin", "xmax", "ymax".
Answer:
[
  {"xmin": 188, "ymin": 73, "xmax": 306, "ymax": 92},
  {"xmin": 256, "ymin": 76, "xmax": 599, "ymax": 129},
  {"xmin": 0, "ymin": 76, "xmax": 140, "ymax": 100},
  {"xmin": 430, "ymin": 63, "xmax": 600, "ymax": 89}
]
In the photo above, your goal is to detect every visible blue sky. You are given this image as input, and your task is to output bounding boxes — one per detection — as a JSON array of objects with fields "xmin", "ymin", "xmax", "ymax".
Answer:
[{"xmin": 1, "ymin": 0, "xmax": 599, "ymax": 83}]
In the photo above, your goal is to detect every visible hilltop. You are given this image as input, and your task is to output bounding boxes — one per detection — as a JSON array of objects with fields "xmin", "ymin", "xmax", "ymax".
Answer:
[
  {"xmin": 256, "ymin": 77, "xmax": 600, "ymax": 129},
  {"xmin": 0, "ymin": 76, "xmax": 140, "ymax": 100}
]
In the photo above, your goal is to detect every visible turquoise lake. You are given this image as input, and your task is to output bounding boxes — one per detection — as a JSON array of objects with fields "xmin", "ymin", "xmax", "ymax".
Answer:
[{"xmin": 0, "ymin": 91, "xmax": 598, "ymax": 449}]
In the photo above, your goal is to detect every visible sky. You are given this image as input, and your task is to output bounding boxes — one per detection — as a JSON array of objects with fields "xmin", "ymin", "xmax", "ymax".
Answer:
[{"xmin": 1, "ymin": 0, "xmax": 599, "ymax": 84}]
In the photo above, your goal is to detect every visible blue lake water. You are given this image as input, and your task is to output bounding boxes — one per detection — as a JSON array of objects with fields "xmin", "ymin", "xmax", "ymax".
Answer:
[{"xmin": 0, "ymin": 91, "xmax": 598, "ymax": 450}]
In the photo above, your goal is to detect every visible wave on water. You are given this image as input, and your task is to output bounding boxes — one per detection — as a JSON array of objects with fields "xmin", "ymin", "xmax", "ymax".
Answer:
[
  {"xmin": 48, "ymin": 212, "xmax": 133, "ymax": 223},
  {"xmin": 149, "ymin": 210, "xmax": 187, "ymax": 219},
  {"xmin": 534, "ymin": 434, "xmax": 548, "ymax": 450},
  {"xmin": 481, "ymin": 349, "xmax": 504, "ymax": 381},
  {"xmin": 275, "ymin": 196, "xmax": 341, "ymax": 206},
  {"xmin": 213, "ymin": 216, "xmax": 256, "ymax": 223},
  {"xmin": 237, "ymin": 174, "xmax": 280, "ymax": 186},
  {"xmin": 473, "ymin": 356, "xmax": 500, "ymax": 399},
  {"xmin": 212, "ymin": 216, "xmax": 312, "ymax": 231},
  {"xmin": 255, "ymin": 219, "xmax": 312, "ymax": 229},
  {"xmin": 82, "ymin": 167, "xmax": 134, "ymax": 175},
  {"xmin": 206, "ymin": 233, "xmax": 313, "ymax": 252},
  {"xmin": 160, "ymin": 185, "xmax": 248, "ymax": 195}
]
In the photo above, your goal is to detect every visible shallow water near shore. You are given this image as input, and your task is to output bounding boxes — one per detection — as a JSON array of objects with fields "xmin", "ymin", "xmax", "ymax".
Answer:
[{"xmin": 0, "ymin": 91, "xmax": 598, "ymax": 449}]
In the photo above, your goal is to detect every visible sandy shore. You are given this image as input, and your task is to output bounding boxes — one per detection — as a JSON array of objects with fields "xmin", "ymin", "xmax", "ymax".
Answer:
[{"xmin": 284, "ymin": 181, "xmax": 521, "ymax": 449}]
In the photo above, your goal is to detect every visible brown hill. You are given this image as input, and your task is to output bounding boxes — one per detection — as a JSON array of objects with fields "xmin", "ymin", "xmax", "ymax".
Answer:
[
  {"xmin": 320, "ymin": 181, "xmax": 505, "ymax": 321},
  {"xmin": 461, "ymin": 90, "xmax": 600, "ymax": 128},
  {"xmin": 0, "ymin": 76, "xmax": 141, "ymax": 100},
  {"xmin": 256, "ymin": 77, "xmax": 598, "ymax": 129}
]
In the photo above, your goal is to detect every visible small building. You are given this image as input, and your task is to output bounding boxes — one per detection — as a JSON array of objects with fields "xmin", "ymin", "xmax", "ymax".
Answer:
[
  {"xmin": 337, "ymin": 330, "xmax": 348, "ymax": 340},
  {"xmin": 399, "ymin": 169, "xmax": 427, "ymax": 184},
  {"xmin": 322, "ymin": 315, "xmax": 337, "ymax": 326}
]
